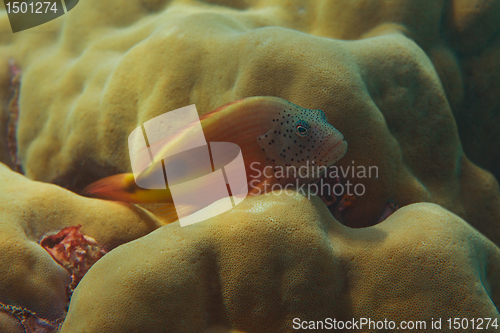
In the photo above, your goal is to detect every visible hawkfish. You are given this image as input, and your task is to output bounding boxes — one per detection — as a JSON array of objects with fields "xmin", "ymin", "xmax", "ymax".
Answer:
[{"xmin": 84, "ymin": 96, "xmax": 347, "ymax": 219}]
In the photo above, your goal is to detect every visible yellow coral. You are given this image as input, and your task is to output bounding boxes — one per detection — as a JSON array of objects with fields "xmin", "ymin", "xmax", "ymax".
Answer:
[
  {"xmin": 0, "ymin": 0, "xmax": 499, "ymax": 331},
  {"xmin": 0, "ymin": 163, "xmax": 161, "ymax": 322},
  {"xmin": 61, "ymin": 191, "xmax": 500, "ymax": 332},
  {"xmin": 0, "ymin": 0, "xmax": 497, "ymax": 239}
]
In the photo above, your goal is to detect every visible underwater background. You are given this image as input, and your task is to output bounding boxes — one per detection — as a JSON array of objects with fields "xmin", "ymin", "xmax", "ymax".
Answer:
[{"xmin": 0, "ymin": 0, "xmax": 499, "ymax": 332}]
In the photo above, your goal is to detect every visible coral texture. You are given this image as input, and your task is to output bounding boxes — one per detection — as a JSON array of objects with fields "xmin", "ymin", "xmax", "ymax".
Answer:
[
  {"xmin": 0, "ymin": 0, "xmax": 498, "ymax": 235},
  {"xmin": 0, "ymin": 163, "xmax": 161, "ymax": 325},
  {"xmin": 61, "ymin": 192, "xmax": 500, "ymax": 332},
  {"xmin": 0, "ymin": 0, "xmax": 498, "ymax": 332}
]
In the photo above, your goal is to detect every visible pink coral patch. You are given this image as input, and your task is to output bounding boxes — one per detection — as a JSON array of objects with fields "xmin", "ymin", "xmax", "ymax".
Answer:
[
  {"xmin": 0, "ymin": 303, "xmax": 60, "ymax": 333},
  {"xmin": 6, "ymin": 59, "xmax": 22, "ymax": 173},
  {"xmin": 40, "ymin": 225, "xmax": 106, "ymax": 289}
]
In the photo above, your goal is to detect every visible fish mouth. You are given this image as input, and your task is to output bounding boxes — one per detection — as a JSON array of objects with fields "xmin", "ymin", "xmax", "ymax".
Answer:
[
  {"xmin": 323, "ymin": 138, "xmax": 347, "ymax": 152},
  {"xmin": 332, "ymin": 139, "xmax": 346, "ymax": 149},
  {"xmin": 323, "ymin": 139, "xmax": 348, "ymax": 166},
  {"xmin": 318, "ymin": 137, "xmax": 345, "ymax": 150}
]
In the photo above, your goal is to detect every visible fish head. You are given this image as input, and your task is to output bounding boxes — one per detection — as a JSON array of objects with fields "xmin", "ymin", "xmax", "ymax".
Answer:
[{"xmin": 258, "ymin": 105, "xmax": 347, "ymax": 178}]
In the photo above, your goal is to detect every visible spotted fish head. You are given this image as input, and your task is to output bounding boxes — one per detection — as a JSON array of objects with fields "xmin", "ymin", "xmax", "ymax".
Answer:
[{"xmin": 258, "ymin": 103, "xmax": 347, "ymax": 178}]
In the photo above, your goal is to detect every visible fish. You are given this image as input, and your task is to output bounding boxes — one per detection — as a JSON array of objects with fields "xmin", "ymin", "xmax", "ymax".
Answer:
[{"xmin": 83, "ymin": 96, "xmax": 348, "ymax": 221}]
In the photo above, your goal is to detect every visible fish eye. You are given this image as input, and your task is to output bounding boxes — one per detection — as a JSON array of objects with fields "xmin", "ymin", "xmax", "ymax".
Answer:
[{"xmin": 296, "ymin": 124, "xmax": 308, "ymax": 137}]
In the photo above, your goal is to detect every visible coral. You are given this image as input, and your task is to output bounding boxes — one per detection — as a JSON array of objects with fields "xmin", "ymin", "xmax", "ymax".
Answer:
[
  {"xmin": 454, "ymin": 37, "xmax": 500, "ymax": 182},
  {"xmin": 0, "ymin": 0, "xmax": 498, "ymax": 331},
  {"xmin": 0, "ymin": 303, "xmax": 59, "ymax": 333},
  {"xmin": 0, "ymin": 163, "xmax": 161, "ymax": 325},
  {"xmin": 0, "ymin": 0, "xmax": 497, "ymax": 238},
  {"xmin": 40, "ymin": 225, "xmax": 107, "ymax": 289},
  {"xmin": 6, "ymin": 59, "xmax": 21, "ymax": 173},
  {"xmin": 60, "ymin": 192, "xmax": 500, "ymax": 332}
]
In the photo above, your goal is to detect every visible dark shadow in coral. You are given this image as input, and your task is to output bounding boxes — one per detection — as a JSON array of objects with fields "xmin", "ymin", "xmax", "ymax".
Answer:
[{"xmin": 51, "ymin": 158, "xmax": 124, "ymax": 194}]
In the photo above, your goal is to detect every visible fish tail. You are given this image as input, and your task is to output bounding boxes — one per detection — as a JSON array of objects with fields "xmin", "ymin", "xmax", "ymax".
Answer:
[
  {"xmin": 83, "ymin": 173, "xmax": 174, "ymax": 203},
  {"xmin": 82, "ymin": 173, "xmax": 140, "ymax": 202}
]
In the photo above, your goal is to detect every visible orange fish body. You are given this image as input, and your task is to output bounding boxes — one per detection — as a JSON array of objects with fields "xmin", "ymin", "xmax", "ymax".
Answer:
[{"xmin": 84, "ymin": 96, "xmax": 348, "ymax": 206}]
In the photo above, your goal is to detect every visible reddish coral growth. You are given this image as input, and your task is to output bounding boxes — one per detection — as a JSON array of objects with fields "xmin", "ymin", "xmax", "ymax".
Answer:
[
  {"xmin": 0, "ymin": 303, "xmax": 60, "ymax": 333},
  {"xmin": 377, "ymin": 199, "xmax": 400, "ymax": 223},
  {"xmin": 40, "ymin": 225, "xmax": 106, "ymax": 289},
  {"xmin": 317, "ymin": 174, "xmax": 342, "ymax": 206},
  {"xmin": 337, "ymin": 193, "xmax": 356, "ymax": 213},
  {"xmin": 6, "ymin": 59, "xmax": 22, "ymax": 173}
]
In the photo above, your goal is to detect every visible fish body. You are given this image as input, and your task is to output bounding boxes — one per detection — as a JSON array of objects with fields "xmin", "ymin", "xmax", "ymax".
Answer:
[{"xmin": 84, "ymin": 96, "xmax": 347, "ymax": 204}]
